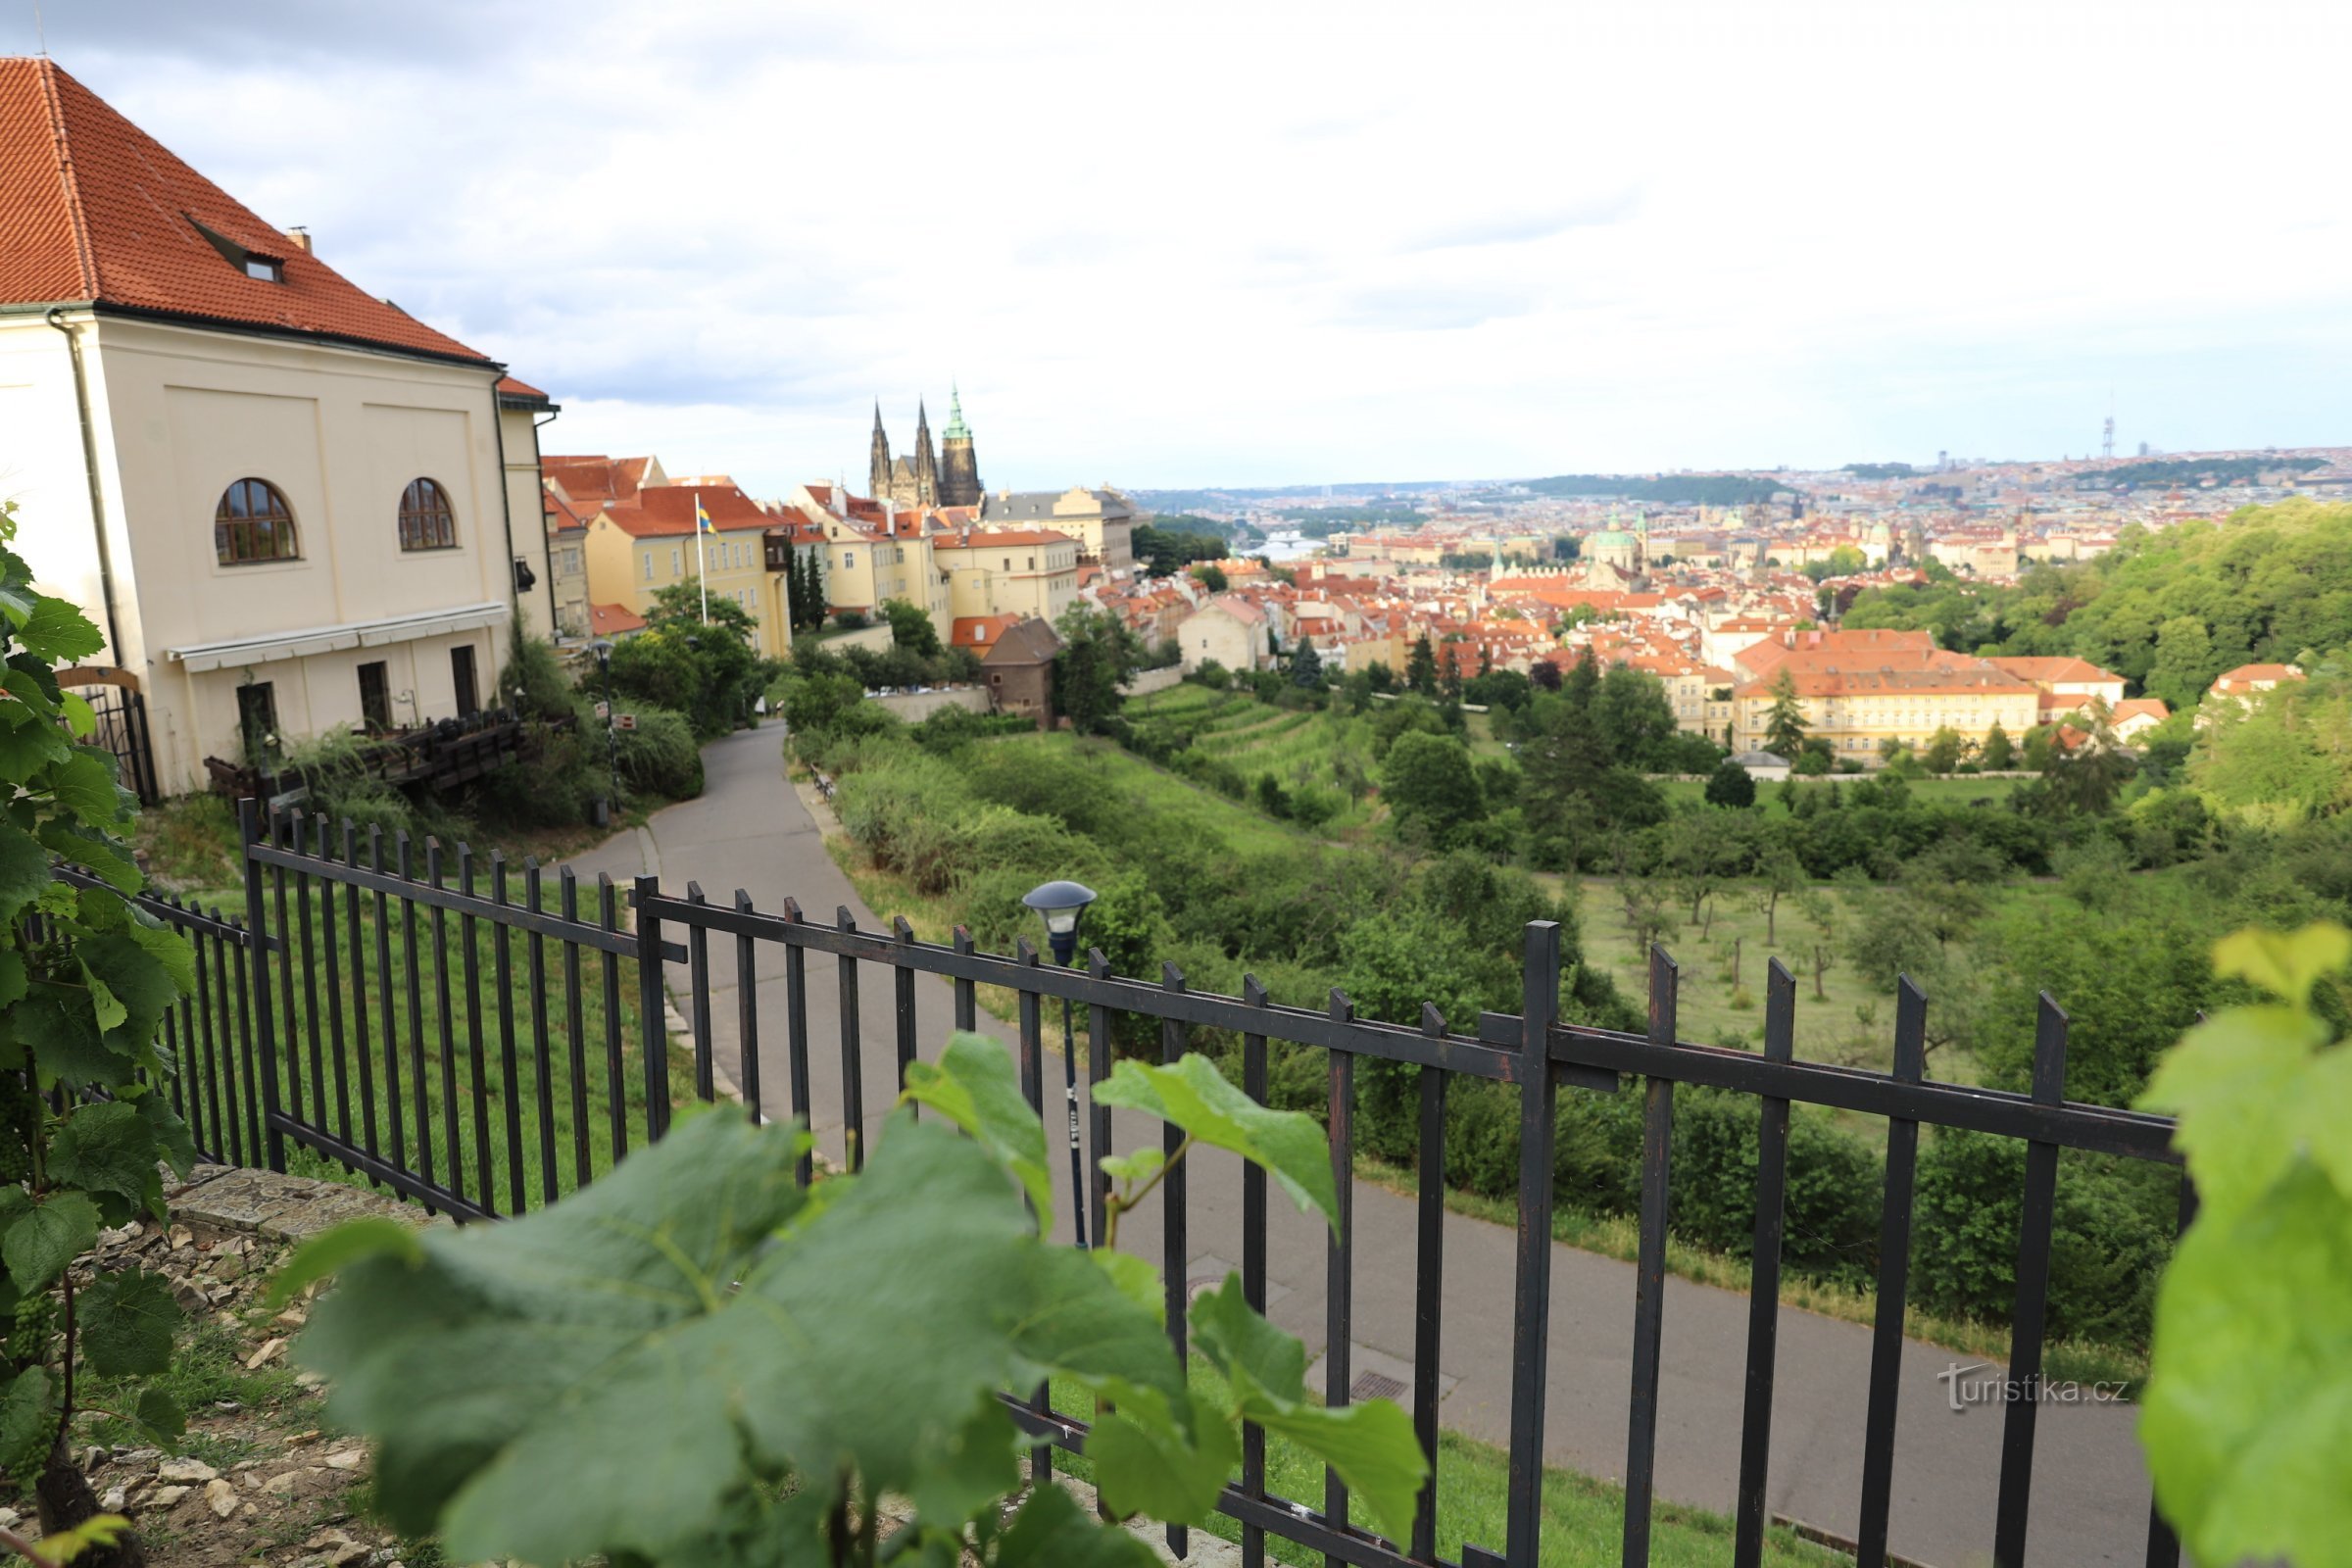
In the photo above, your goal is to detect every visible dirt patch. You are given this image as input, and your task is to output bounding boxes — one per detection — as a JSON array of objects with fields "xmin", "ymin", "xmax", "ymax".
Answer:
[{"xmin": 2, "ymin": 1170, "xmax": 450, "ymax": 1568}]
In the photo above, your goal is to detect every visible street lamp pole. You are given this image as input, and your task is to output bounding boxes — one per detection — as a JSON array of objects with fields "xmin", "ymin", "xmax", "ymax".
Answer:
[
  {"xmin": 593, "ymin": 639, "xmax": 619, "ymax": 818},
  {"xmin": 1022, "ymin": 879, "xmax": 1099, "ymax": 1248}
]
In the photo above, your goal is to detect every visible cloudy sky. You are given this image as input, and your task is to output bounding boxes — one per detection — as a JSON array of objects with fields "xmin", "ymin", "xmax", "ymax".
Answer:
[{"xmin": 20, "ymin": 0, "xmax": 2350, "ymax": 492}]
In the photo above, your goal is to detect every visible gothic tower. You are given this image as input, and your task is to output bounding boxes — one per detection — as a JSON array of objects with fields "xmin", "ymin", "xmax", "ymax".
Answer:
[
  {"xmin": 867, "ymin": 403, "xmax": 892, "ymax": 502},
  {"xmin": 912, "ymin": 400, "xmax": 939, "ymax": 508},
  {"xmin": 939, "ymin": 383, "xmax": 982, "ymax": 507}
]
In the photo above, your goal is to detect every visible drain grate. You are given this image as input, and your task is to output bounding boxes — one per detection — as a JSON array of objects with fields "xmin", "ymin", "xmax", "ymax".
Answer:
[{"xmin": 1349, "ymin": 1370, "xmax": 1409, "ymax": 1404}]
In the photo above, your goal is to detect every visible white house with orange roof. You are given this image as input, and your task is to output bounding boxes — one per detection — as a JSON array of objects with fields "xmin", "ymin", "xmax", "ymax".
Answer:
[
  {"xmin": 1, "ymin": 58, "xmax": 559, "ymax": 794},
  {"xmin": 929, "ymin": 528, "xmax": 1079, "ymax": 628}
]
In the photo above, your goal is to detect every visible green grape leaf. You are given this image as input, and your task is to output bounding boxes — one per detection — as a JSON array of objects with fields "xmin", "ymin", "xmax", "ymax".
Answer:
[
  {"xmin": 0, "ymin": 712, "xmax": 72, "ymax": 787},
  {"xmin": 1090, "ymin": 1248, "xmax": 1163, "ymax": 1322},
  {"xmin": 0, "ymin": 820, "xmax": 51, "ymax": 923},
  {"xmin": 77, "ymin": 1268, "xmax": 179, "ymax": 1377},
  {"xmin": 14, "ymin": 597, "xmax": 104, "ymax": 663},
  {"xmin": 35, "ymin": 819, "xmax": 139, "ymax": 894},
  {"xmin": 1089, "ymin": 1387, "xmax": 1238, "ymax": 1525},
  {"xmin": 0, "ymin": 949, "xmax": 24, "ymax": 1010},
  {"xmin": 121, "ymin": 914, "xmax": 196, "ymax": 997},
  {"xmin": 47, "ymin": 751, "xmax": 122, "ymax": 827},
  {"xmin": 899, "ymin": 1031, "xmax": 1053, "ymax": 1221},
  {"xmin": 1098, "ymin": 1147, "xmax": 1163, "ymax": 1185},
  {"xmin": 1192, "ymin": 1274, "xmax": 1427, "ymax": 1547},
  {"xmin": 49, "ymin": 1100, "xmax": 164, "ymax": 1224},
  {"xmin": 135, "ymin": 1092, "xmax": 198, "ymax": 1180},
  {"xmin": 2140, "ymin": 1160, "xmax": 2352, "ymax": 1568},
  {"xmin": 270, "ymin": 1216, "xmax": 425, "ymax": 1307},
  {"xmin": 16, "ymin": 988, "xmax": 129, "ymax": 1092},
  {"xmin": 1093, "ymin": 1054, "xmax": 1339, "ymax": 1233},
  {"xmin": 994, "ymin": 1481, "xmax": 1159, "ymax": 1567},
  {"xmin": 0, "ymin": 1366, "xmax": 53, "ymax": 1478},
  {"xmin": 33, "ymin": 1513, "xmax": 131, "ymax": 1565},
  {"xmin": 896, "ymin": 1391, "xmax": 1023, "ymax": 1537},
  {"xmin": 57, "ymin": 689, "xmax": 95, "ymax": 739},
  {"xmin": 3, "ymin": 1191, "xmax": 99, "ymax": 1293},
  {"xmin": 302, "ymin": 1109, "xmax": 1188, "ymax": 1568},
  {"xmin": 2137, "ymin": 1006, "xmax": 2328, "ymax": 1224},
  {"xmin": 133, "ymin": 1386, "xmax": 185, "ymax": 1441},
  {"xmin": 2213, "ymin": 923, "xmax": 2352, "ymax": 1008}
]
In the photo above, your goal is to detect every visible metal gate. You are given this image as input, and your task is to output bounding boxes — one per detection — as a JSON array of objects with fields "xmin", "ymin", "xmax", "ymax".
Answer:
[{"xmin": 56, "ymin": 665, "xmax": 160, "ymax": 805}]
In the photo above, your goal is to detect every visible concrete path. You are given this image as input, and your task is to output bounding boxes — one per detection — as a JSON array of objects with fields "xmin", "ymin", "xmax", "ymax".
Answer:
[{"xmin": 567, "ymin": 727, "xmax": 2159, "ymax": 1567}]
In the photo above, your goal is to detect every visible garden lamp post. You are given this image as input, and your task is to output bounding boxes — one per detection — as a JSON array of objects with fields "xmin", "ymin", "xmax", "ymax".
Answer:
[
  {"xmin": 1022, "ymin": 878, "xmax": 1098, "ymax": 1248},
  {"xmin": 592, "ymin": 639, "xmax": 619, "ymax": 821}
]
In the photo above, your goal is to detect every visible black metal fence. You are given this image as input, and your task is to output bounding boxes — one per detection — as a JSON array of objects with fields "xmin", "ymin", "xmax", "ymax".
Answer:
[{"xmin": 133, "ymin": 800, "xmax": 2189, "ymax": 1568}]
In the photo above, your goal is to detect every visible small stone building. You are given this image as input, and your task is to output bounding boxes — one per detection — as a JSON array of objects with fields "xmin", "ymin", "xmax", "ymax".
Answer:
[{"xmin": 983, "ymin": 616, "xmax": 1061, "ymax": 728}]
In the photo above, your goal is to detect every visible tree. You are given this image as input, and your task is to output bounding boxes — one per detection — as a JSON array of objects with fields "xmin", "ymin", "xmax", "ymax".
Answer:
[
  {"xmin": 2146, "ymin": 614, "xmax": 2218, "ymax": 710},
  {"xmin": 611, "ymin": 585, "xmax": 766, "ymax": 739},
  {"xmin": 1405, "ymin": 634, "xmax": 1438, "ymax": 696},
  {"xmin": 2040, "ymin": 702, "xmax": 2135, "ymax": 816},
  {"xmin": 1762, "ymin": 670, "xmax": 1809, "ymax": 758},
  {"xmin": 1922, "ymin": 725, "xmax": 1968, "ymax": 775},
  {"xmin": 1752, "ymin": 843, "xmax": 1805, "ymax": 947},
  {"xmin": 1981, "ymin": 722, "xmax": 2016, "ymax": 771},
  {"xmin": 1190, "ymin": 563, "xmax": 1228, "ymax": 595},
  {"xmin": 1592, "ymin": 665, "xmax": 1679, "ymax": 767},
  {"xmin": 1052, "ymin": 605, "xmax": 1143, "ymax": 736},
  {"xmin": 1703, "ymin": 759, "xmax": 1756, "ymax": 808},
  {"xmin": 1379, "ymin": 731, "xmax": 1484, "ymax": 846},
  {"xmin": 1288, "ymin": 637, "xmax": 1324, "ymax": 689},
  {"xmin": 882, "ymin": 598, "xmax": 942, "ymax": 660},
  {"xmin": 1792, "ymin": 887, "xmax": 1840, "ymax": 1000},
  {"xmin": 0, "ymin": 503, "xmax": 200, "ymax": 1567}
]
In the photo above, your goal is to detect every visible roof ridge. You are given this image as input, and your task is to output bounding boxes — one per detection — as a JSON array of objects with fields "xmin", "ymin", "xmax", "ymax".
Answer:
[{"xmin": 32, "ymin": 59, "xmax": 96, "ymax": 298}]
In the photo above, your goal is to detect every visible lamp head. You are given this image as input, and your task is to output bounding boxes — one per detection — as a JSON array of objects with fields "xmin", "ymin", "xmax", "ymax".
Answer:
[{"xmin": 1021, "ymin": 879, "xmax": 1098, "ymax": 963}]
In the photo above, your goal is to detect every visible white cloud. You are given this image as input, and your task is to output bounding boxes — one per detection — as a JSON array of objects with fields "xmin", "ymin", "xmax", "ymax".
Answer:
[{"xmin": 23, "ymin": 0, "xmax": 2351, "ymax": 490}]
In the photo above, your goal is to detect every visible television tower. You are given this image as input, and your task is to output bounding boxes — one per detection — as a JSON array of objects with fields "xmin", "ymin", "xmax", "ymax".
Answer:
[{"xmin": 2102, "ymin": 415, "xmax": 2114, "ymax": 461}]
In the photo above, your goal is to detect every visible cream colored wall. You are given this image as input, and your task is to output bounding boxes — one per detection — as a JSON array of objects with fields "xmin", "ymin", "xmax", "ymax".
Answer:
[
  {"xmin": 6, "ymin": 312, "xmax": 522, "ymax": 792},
  {"xmin": 582, "ymin": 522, "xmax": 785, "ymax": 653},
  {"xmin": 1733, "ymin": 687, "xmax": 2039, "ymax": 760},
  {"xmin": 932, "ymin": 538, "xmax": 1078, "ymax": 626},
  {"xmin": 1180, "ymin": 608, "xmax": 1261, "ymax": 673},
  {"xmin": 500, "ymin": 404, "xmax": 555, "ymax": 641}
]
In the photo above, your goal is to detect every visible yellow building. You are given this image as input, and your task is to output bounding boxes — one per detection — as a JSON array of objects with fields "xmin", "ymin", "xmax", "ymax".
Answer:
[
  {"xmin": 1731, "ymin": 629, "xmax": 2040, "ymax": 760},
  {"xmin": 580, "ymin": 484, "xmax": 789, "ymax": 654},
  {"xmin": 929, "ymin": 529, "xmax": 1079, "ymax": 626},
  {"xmin": 981, "ymin": 487, "xmax": 1135, "ymax": 569},
  {"xmin": 1, "ymin": 60, "xmax": 555, "ymax": 794}
]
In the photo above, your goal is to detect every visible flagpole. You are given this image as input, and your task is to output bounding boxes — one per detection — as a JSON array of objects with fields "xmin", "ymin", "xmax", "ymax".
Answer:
[{"xmin": 696, "ymin": 490, "xmax": 709, "ymax": 626}]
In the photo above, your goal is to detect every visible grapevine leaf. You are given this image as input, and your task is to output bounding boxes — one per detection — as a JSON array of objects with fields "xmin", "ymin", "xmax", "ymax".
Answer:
[
  {"xmin": 0, "ymin": 820, "xmax": 51, "ymax": 923},
  {"xmin": 121, "ymin": 915, "xmax": 196, "ymax": 997},
  {"xmin": 77, "ymin": 1268, "xmax": 179, "ymax": 1377},
  {"xmin": 48, "ymin": 1101, "xmax": 163, "ymax": 1224},
  {"xmin": 0, "ymin": 949, "xmax": 24, "ymax": 1009},
  {"xmin": 897, "ymin": 1391, "xmax": 1023, "ymax": 1536},
  {"xmin": 2136, "ymin": 1006, "xmax": 2327, "ymax": 1224},
  {"xmin": 2140, "ymin": 1160, "xmax": 2352, "ymax": 1567},
  {"xmin": 133, "ymin": 1387, "xmax": 185, "ymax": 1441},
  {"xmin": 2212, "ymin": 923, "xmax": 2352, "ymax": 1009},
  {"xmin": 35, "ymin": 820, "xmax": 139, "ymax": 894},
  {"xmin": 995, "ymin": 1482, "xmax": 1159, "ymax": 1567},
  {"xmin": 28, "ymin": 1513, "xmax": 129, "ymax": 1565},
  {"xmin": 3, "ymin": 1191, "xmax": 98, "ymax": 1293},
  {"xmin": 1192, "ymin": 1274, "xmax": 1427, "ymax": 1546},
  {"xmin": 1089, "ymin": 1387, "xmax": 1237, "ymax": 1525},
  {"xmin": 1090, "ymin": 1247, "xmax": 1163, "ymax": 1321},
  {"xmin": 898, "ymin": 1031, "xmax": 1053, "ymax": 1220},
  {"xmin": 14, "ymin": 598, "xmax": 104, "ymax": 663},
  {"xmin": 1092, "ymin": 1054, "xmax": 1339, "ymax": 1232},
  {"xmin": 48, "ymin": 752, "xmax": 122, "ymax": 826},
  {"xmin": 135, "ymin": 1092, "xmax": 198, "ymax": 1180},
  {"xmin": 58, "ymin": 689, "xmax": 95, "ymax": 739},
  {"xmin": 76, "ymin": 933, "xmax": 183, "ymax": 1055},
  {"xmin": 17, "ymin": 988, "xmax": 128, "ymax": 1091},
  {"xmin": 1098, "ymin": 1146, "xmax": 1163, "ymax": 1186},
  {"xmin": 270, "ymin": 1217, "xmax": 423, "ymax": 1307},
  {"xmin": 0, "ymin": 713, "xmax": 72, "ymax": 786},
  {"xmin": 0, "ymin": 1367, "xmax": 53, "ymax": 1478}
]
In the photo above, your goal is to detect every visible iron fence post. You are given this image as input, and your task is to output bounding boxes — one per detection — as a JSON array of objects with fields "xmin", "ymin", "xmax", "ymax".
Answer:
[
  {"xmin": 237, "ymin": 798, "xmax": 287, "ymax": 1172},
  {"xmin": 634, "ymin": 875, "xmax": 672, "ymax": 1138},
  {"xmin": 1501, "ymin": 920, "xmax": 1560, "ymax": 1568}
]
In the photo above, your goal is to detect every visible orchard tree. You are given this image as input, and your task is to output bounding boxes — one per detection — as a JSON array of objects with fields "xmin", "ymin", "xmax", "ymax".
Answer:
[
  {"xmin": 1379, "ymin": 731, "xmax": 1483, "ymax": 846},
  {"xmin": 1703, "ymin": 759, "xmax": 1756, "ymax": 808}
]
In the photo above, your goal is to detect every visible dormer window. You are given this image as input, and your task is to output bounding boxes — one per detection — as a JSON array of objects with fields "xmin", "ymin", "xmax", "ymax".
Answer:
[{"xmin": 186, "ymin": 212, "xmax": 285, "ymax": 284}]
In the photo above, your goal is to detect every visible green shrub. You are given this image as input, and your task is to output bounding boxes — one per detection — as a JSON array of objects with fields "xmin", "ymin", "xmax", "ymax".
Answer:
[
  {"xmin": 1910, "ymin": 1128, "xmax": 2176, "ymax": 1345},
  {"xmin": 612, "ymin": 705, "xmax": 704, "ymax": 798}
]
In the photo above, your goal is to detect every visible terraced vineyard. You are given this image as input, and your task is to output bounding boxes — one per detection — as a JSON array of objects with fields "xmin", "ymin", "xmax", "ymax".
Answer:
[{"xmin": 1125, "ymin": 683, "xmax": 1383, "ymax": 834}]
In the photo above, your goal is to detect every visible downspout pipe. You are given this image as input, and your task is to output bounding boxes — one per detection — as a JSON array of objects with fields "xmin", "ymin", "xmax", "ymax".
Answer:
[{"xmin": 45, "ymin": 307, "xmax": 127, "ymax": 667}]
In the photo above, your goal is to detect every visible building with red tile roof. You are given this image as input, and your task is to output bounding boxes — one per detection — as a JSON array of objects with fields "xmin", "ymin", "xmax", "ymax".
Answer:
[{"xmin": 0, "ymin": 57, "xmax": 562, "ymax": 794}]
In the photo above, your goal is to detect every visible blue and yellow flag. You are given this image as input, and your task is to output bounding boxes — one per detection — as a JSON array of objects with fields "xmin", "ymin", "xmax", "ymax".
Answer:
[{"xmin": 696, "ymin": 497, "xmax": 714, "ymax": 533}]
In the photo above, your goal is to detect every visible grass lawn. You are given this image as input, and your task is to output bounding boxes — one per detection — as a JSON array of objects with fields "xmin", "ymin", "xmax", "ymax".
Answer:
[
  {"xmin": 1127, "ymin": 686, "xmax": 1384, "ymax": 836},
  {"xmin": 1044, "ymin": 1363, "xmax": 1844, "ymax": 1567}
]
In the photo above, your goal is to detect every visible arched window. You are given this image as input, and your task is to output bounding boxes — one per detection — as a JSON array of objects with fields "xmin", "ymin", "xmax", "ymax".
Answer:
[
  {"xmin": 214, "ymin": 478, "xmax": 299, "ymax": 565},
  {"xmin": 399, "ymin": 477, "xmax": 458, "ymax": 551}
]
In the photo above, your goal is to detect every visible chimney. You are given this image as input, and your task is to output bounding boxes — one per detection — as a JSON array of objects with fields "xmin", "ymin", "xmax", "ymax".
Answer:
[{"xmin": 284, "ymin": 226, "xmax": 313, "ymax": 254}]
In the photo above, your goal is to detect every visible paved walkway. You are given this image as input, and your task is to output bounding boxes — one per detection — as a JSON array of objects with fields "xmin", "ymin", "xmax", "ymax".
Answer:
[{"xmin": 567, "ymin": 727, "xmax": 2158, "ymax": 1567}]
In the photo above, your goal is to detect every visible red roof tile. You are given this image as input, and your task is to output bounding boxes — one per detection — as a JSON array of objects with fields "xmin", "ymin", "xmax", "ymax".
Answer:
[
  {"xmin": 0, "ymin": 58, "xmax": 493, "ymax": 366},
  {"xmin": 588, "ymin": 603, "xmax": 646, "ymax": 637},
  {"xmin": 596, "ymin": 483, "xmax": 772, "ymax": 538}
]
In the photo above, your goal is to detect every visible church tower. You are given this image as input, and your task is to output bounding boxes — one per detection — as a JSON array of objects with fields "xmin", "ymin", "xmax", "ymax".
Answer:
[
  {"xmin": 939, "ymin": 383, "xmax": 982, "ymax": 508},
  {"xmin": 912, "ymin": 400, "xmax": 939, "ymax": 508},
  {"xmin": 867, "ymin": 403, "xmax": 892, "ymax": 501}
]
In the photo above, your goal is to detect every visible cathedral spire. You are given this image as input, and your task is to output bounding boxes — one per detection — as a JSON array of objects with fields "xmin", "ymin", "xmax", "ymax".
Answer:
[
  {"xmin": 912, "ymin": 399, "xmax": 939, "ymax": 508},
  {"xmin": 867, "ymin": 401, "xmax": 891, "ymax": 502}
]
